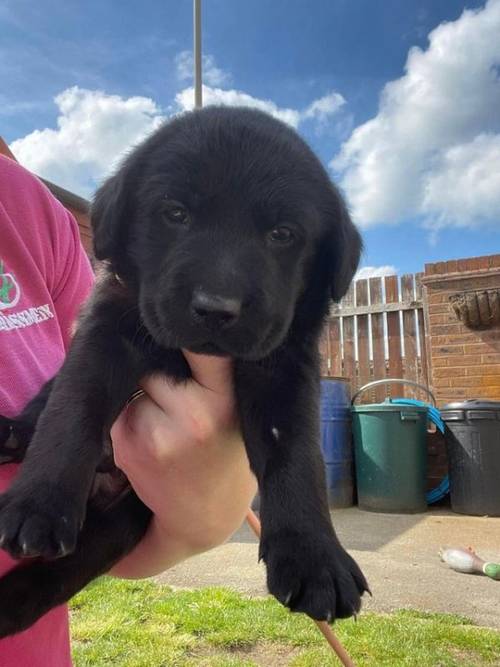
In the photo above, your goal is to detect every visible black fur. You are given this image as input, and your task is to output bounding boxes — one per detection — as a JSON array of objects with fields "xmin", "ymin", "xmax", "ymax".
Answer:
[{"xmin": 0, "ymin": 106, "xmax": 367, "ymax": 636}]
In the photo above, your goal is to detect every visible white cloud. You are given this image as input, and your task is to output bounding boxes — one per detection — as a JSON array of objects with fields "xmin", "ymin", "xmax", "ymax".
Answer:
[
  {"xmin": 303, "ymin": 91, "xmax": 345, "ymax": 122},
  {"xmin": 175, "ymin": 51, "xmax": 232, "ymax": 87},
  {"xmin": 175, "ymin": 51, "xmax": 194, "ymax": 81},
  {"xmin": 10, "ymin": 87, "xmax": 165, "ymax": 197},
  {"xmin": 355, "ymin": 265, "xmax": 398, "ymax": 281},
  {"xmin": 175, "ymin": 84, "xmax": 303, "ymax": 127},
  {"xmin": 175, "ymin": 85, "xmax": 345, "ymax": 130},
  {"xmin": 10, "ymin": 82, "xmax": 346, "ymax": 197},
  {"xmin": 422, "ymin": 133, "xmax": 500, "ymax": 227},
  {"xmin": 332, "ymin": 0, "xmax": 500, "ymax": 230}
]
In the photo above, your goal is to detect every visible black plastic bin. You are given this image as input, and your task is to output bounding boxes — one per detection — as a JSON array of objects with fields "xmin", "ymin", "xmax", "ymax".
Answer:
[{"xmin": 441, "ymin": 400, "xmax": 500, "ymax": 516}]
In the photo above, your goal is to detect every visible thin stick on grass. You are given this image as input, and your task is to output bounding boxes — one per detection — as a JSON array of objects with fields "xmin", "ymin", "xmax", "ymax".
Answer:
[{"xmin": 246, "ymin": 509, "xmax": 356, "ymax": 667}]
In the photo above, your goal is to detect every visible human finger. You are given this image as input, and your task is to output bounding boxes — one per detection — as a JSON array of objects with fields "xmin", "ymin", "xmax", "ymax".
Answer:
[{"xmin": 182, "ymin": 350, "xmax": 234, "ymax": 396}]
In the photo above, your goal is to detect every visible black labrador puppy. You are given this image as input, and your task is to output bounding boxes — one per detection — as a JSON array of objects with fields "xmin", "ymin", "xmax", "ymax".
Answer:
[{"xmin": 0, "ymin": 106, "xmax": 368, "ymax": 636}]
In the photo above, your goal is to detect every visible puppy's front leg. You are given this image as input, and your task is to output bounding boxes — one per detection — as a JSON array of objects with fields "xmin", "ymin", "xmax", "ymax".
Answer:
[
  {"xmin": 0, "ymin": 490, "xmax": 151, "ymax": 638},
  {"xmin": 0, "ymin": 285, "xmax": 146, "ymax": 560},
  {"xmin": 235, "ymin": 352, "xmax": 369, "ymax": 622}
]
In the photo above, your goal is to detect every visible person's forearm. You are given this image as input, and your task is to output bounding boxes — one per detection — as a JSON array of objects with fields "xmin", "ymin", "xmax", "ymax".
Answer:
[
  {"xmin": 108, "ymin": 492, "xmax": 254, "ymax": 580},
  {"xmin": 108, "ymin": 517, "xmax": 197, "ymax": 579}
]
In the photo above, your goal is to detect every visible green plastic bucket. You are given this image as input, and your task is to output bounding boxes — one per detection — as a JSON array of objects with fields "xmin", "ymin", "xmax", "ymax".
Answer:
[{"xmin": 351, "ymin": 380, "xmax": 433, "ymax": 514}]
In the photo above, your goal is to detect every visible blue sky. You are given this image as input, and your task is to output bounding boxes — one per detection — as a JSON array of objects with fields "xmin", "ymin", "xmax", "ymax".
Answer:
[{"xmin": 2, "ymin": 0, "xmax": 499, "ymax": 277}]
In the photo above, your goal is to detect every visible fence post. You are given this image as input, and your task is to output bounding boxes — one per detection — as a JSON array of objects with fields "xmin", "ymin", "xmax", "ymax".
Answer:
[
  {"xmin": 329, "ymin": 315, "xmax": 342, "ymax": 376},
  {"xmin": 401, "ymin": 274, "xmax": 418, "ymax": 388},
  {"xmin": 356, "ymin": 280, "xmax": 370, "ymax": 390},
  {"xmin": 342, "ymin": 285, "xmax": 356, "ymax": 388},
  {"xmin": 385, "ymin": 275, "xmax": 404, "ymax": 396},
  {"xmin": 369, "ymin": 277, "xmax": 386, "ymax": 402}
]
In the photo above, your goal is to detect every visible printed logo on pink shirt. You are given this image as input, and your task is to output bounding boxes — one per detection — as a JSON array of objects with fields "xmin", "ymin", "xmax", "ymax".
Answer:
[
  {"xmin": 0, "ymin": 258, "xmax": 54, "ymax": 332},
  {"xmin": 0, "ymin": 259, "xmax": 20, "ymax": 311}
]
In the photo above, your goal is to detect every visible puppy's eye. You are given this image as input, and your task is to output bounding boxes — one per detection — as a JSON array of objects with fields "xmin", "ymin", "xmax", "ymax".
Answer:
[
  {"xmin": 166, "ymin": 205, "xmax": 189, "ymax": 225},
  {"xmin": 268, "ymin": 226, "xmax": 294, "ymax": 244}
]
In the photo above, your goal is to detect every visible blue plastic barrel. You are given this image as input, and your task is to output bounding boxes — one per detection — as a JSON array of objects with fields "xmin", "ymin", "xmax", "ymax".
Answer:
[{"xmin": 320, "ymin": 377, "xmax": 354, "ymax": 508}]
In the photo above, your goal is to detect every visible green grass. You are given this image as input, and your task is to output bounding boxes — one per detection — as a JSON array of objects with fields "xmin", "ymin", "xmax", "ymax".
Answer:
[{"xmin": 70, "ymin": 577, "xmax": 500, "ymax": 666}]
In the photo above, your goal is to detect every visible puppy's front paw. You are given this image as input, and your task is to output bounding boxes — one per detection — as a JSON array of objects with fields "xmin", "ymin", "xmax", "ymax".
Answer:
[
  {"xmin": 261, "ymin": 528, "xmax": 369, "ymax": 622},
  {"xmin": 0, "ymin": 484, "xmax": 83, "ymax": 559}
]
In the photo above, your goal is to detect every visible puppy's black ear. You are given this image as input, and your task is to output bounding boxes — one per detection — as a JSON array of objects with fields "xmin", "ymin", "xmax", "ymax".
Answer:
[
  {"xmin": 91, "ymin": 171, "xmax": 130, "ymax": 262},
  {"xmin": 329, "ymin": 198, "xmax": 363, "ymax": 303}
]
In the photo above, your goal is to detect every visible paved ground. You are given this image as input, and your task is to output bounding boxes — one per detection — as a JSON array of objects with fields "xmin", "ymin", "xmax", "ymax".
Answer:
[{"xmin": 157, "ymin": 507, "xmax": 500, "ymax": 629}]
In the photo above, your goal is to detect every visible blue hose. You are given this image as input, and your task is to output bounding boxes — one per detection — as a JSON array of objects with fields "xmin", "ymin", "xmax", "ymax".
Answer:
[{"xmin": 391, "ymin": 398, "xmax": 449, "ymax": 504}]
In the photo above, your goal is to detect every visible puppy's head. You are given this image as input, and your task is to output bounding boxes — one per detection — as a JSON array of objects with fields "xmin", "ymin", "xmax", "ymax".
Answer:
[{"xmin": 91, "ymin": 107, "xmax": 361, "ymax": 359}]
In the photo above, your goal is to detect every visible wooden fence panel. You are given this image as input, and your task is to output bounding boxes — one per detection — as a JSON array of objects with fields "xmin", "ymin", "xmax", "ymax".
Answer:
[
  {"xmin": 415, "ymin": 273, "xmax": 429, "ymax": 388},
  {"xmin": 356, "ymin": 280, "xmax": 370, "ymax": 392},
  {"xmin": 385, "ymin": 275, "xmax": 404, "ymax": 396},
  {"xmin": 369, "ymin": 277, "xmax": 386, "ymax": 402},
  {"xmin": 342, "ymin": 285, "xmax": 356, "ymax": 385},
  {"xmin": 402, "ymin": 274, "xmax": 418, "ymax": 388},
  {"xmin": 319, "ymin": 326, "xmax": 330, "ymax": 376},
  {"xmin": 324, "ymin": 273, "xmax": 430, "ymax": 403},
  {"xmin": 328, "ymin": 316, "xmax": 342, "ymax": 376}
]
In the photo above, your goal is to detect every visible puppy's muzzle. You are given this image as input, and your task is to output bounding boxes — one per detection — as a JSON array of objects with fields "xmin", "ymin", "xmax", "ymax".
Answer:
[{"xmin": 190, "ymin": 289, "xmax": 242, "ymax": 330}]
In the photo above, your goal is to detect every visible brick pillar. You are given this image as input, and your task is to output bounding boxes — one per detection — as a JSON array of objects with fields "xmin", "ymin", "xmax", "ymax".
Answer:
[{"xmin": 421, "ymin": 255, "xmax": 500, "ymax": 407}]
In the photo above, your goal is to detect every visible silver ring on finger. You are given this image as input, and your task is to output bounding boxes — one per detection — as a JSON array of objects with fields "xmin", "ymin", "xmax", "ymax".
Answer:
[{"xmin": 126, "ymin": 389, "xmax": 146, "ymax": 409}]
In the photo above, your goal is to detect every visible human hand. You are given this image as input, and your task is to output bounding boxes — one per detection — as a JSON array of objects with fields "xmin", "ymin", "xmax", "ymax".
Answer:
[{"xmin": 109, "ymin": 351, "xmax": 257, "ymax": 576}]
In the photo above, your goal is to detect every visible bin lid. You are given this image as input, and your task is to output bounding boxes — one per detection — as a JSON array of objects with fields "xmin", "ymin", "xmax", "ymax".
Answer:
[
  {"xmin": 441, "ymin": 399, "xmax": 500, "ymax": 421},
  {"xmin": 351, "ymin": 400, "xmax": 427, "ymax": 413}
]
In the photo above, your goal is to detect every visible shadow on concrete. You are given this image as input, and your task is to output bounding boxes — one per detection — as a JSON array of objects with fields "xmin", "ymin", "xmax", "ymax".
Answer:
[
  {"xmin": 161, "ymin": 504, "xmax": 500, "ymax": 628},
  {"xmin": 332, "ymin": 505, "xmax": 446, "ymax": 552},
  {"xmin": 232, "ymin": 499, "xmax": 453, "ymax": 551}
]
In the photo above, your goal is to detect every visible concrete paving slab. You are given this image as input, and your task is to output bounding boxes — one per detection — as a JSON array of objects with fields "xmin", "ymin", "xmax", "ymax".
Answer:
[{"xmin": 156, "ymin": 507, "xmax": 500, "ymax": 629}]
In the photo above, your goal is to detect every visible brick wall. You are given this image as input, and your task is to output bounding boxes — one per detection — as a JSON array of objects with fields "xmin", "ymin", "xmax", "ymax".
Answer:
[
  {"xmin": 68, "ymin": 207, "xmax": 92, "ymax": 254},
  {"xmin": 421, "ymin": 255, "xmax": 500, "ymax": 406}
]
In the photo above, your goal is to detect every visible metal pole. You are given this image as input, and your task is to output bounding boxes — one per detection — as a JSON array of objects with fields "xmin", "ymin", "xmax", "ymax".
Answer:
[{"xmin": 194, "ymin": 0, "xmax": 202, "ymax": 108}]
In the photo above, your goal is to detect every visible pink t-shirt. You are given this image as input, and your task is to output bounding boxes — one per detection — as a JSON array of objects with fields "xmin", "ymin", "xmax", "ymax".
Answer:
[{"xmin": 0, "ymin": 155, "xmax": 94, "ymax": 666}]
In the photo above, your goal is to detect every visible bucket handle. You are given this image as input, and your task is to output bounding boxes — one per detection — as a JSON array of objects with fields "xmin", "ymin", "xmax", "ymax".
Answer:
[{"xmin": 351, "ymin": 379, "xmax": 436, "ymax": 407}]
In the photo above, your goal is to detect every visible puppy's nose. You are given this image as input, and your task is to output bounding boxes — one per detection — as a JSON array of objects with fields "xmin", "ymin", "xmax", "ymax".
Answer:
[{"xmin": 191, "ymin": 290, "xmax": 242, "ymax": 329}]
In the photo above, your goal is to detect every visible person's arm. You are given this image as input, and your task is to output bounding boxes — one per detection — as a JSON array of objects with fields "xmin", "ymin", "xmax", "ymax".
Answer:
[
  {"xmin": 109, "ymin": 351, "xmax": 257, "ymax": 579},
  {"xmin": 0, "ymin": 156, "xmax": 94, "ymax": 349},
  {"xmin": 47, "ymin": 204, "xmax": 94, "ymax": 349}
]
